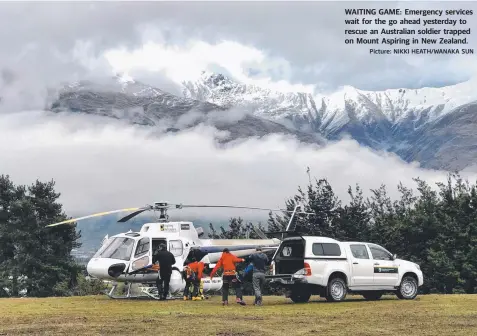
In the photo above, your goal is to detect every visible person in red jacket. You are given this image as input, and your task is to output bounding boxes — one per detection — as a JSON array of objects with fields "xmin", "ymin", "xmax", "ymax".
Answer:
[
  {"xmin": 184, "ymin": 260, "xmax": 205, "ymax": 300},
  {"xmin": 209, "ymin": 248, "xmax": 246, "ymax": 305}
]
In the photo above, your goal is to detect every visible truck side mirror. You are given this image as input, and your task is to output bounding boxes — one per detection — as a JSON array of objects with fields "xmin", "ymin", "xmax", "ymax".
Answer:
[{"xmin": 392, "ymin": 254, "xmax": 397, "ymax": 260}]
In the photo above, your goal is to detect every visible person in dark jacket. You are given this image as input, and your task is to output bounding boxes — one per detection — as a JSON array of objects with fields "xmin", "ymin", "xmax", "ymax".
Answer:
[
  {"xmin": 249, "ymin": 246, "xmax": 269, "ymax": 305},
  {"xmin": 152, "ymin": 243, "xmax": 176, "ymax": 300}
]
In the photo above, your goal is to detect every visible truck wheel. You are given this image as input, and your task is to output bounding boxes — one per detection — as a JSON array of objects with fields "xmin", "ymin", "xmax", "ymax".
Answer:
[
  {"xmin": 396, "ymin": 276, "xmax": 418, "ymax": 300},
  {"xmin": 289, "ymin": 287, "xmax": 311, "ymax": 303},
  {"xmin": 325, "ymin": 277, "xmax": 347, "ymax": 302},
  {"xmin": 362, "ymin": 291, "xmax": 383, "ymax": 301}
]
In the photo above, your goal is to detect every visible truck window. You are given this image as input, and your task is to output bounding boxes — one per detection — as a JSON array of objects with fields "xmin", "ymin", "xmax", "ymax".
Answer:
[
  {"xmin": 350, "ymin": 244, "xmax": 369, "ymax": 259},
  {"xmin": 275, "ymin": 239, "xmax": 305, "ymax": 274},
  {"xmin": 278, "ymin": 239, "xmax": 304, "ymax": 258},
  {"xmin": 312, "ymin": 243, "xmax": 341, "ymax": 256},
  {"xmin": 368, "ymin": 244, "xmax": 393, "ymax": 260}
]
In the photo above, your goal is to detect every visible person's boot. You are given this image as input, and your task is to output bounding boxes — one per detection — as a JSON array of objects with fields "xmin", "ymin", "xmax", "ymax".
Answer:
[
  {"xmin": 236, "ymin": 297, "xmax": 246, "ymax": 305},
  {"xmin": 222, "ymin": 300, "xmax": 228, "ymax": 306}
]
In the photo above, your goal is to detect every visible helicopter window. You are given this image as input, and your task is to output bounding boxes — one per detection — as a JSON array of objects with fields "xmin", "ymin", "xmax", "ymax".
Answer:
[
  {"xmin": 98, "ymin": 237, "xmax": 135, "ymax": 261},
  {"xmin": 93, "ymin": 237, "xmax": 113, "ymax": 258},
  {"xmin": 134, "ymin": 237, "xmax": 150, "ymax": 258},
  {"xmin": 169, "ymin": 240, "xmax": 183, "ymax": 257}
]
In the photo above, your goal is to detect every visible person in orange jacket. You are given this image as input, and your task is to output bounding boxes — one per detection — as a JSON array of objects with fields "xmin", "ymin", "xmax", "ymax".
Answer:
[
  {"xmin": 209, "ymin": 248, "xmax": 246, "ymax": 305},
  {"xmin": 184, "ymin": 260, "xmax": 205, "ymax": 300}
]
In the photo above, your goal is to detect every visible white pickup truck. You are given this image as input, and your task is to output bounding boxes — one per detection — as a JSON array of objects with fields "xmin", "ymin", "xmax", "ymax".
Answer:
[{"xmin": 268, "ymin": 235, "xmax": 423, "ymax": 303}]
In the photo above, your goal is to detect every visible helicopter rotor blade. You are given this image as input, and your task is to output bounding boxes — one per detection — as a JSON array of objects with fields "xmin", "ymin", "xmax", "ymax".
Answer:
[
  {"xmin": 45, "ymin": 207, "xmax": 144, "ymax": 227},
  {"xmin": 117, "ymin": 206, "xmax": 152, "ymax": 223},
  {"xmin": 173, "ymin": 204, "xmax": 315, "ymax": 215}
]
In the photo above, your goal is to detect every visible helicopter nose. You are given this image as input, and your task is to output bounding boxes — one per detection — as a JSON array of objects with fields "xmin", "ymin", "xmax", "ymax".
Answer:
[{"xmin": 87, "ymin": 258, "xmax": 127, "ymax": 280}]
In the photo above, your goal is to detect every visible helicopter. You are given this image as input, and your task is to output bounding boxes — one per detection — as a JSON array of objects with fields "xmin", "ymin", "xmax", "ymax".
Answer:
[{"xmin": 46, "ymin": 201, "xmax": 313, "ymax": 300}]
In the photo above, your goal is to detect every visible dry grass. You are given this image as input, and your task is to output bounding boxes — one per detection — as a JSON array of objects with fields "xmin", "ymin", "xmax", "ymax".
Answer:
[{"xmin": 1, "ymin": 294, "xmax": 477, "ymax": 335}]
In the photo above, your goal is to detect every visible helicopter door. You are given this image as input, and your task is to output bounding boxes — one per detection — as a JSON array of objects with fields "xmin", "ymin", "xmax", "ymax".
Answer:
[{"xmin": 128, "ymin": 237, "xmax": 152, "ymax": 274}]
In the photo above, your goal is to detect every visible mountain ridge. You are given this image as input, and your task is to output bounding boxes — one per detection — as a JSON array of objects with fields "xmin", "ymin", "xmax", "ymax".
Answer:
[{"xmin": 182, "ymin": 72, "xmax": 477, "ymax": 170}]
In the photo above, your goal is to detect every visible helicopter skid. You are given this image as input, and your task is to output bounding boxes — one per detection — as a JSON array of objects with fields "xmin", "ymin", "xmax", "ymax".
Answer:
[{"xmin": 105, "ymin": 283, "xmax": 183, "ymax": 300}]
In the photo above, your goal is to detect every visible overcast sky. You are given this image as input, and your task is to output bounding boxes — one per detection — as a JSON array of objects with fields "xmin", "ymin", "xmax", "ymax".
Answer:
[
  {"xmin": 0, "ymin": 1, "xmax": 476, "ymax": 224},
  {"xmin": 0, "ymin": 1, "xmax": 476, "ymax": 95}
]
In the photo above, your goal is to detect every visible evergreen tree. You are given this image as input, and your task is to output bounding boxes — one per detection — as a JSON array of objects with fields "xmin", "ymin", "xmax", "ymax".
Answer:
[
  {"xmin": 0, "ymin": 175, "xmax": 81, "ymax": 297},
  {"xmin": 337, "ymin": 184, "xmax": 371, "ymax": 241},
  {"xmin": 208, "ymin": 217, "xmax": 267, "ymax": 239},
  {"xmin": 267, "ymin": 178, "xmax": 342, "ymax": 238},
  {"xmin": 207, "ymin": 223, "xmax": 221, "ymax": 238}
]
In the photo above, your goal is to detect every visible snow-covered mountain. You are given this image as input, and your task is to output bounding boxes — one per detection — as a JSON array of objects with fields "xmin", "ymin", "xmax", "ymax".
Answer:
[
  {"xmin": 42, "ymin": 73, "xmax": 477, "ymax": 171},
  {"xmin": 49, "ymin": 75, "xmax": 325, "ymax": 146},
  {"xmin": 183, "ymin": 71, "xmax": 477, "ymax": 130},
  {"xmin": 183, "ymin": 72, "xmax": 477, "ymax": 171}
]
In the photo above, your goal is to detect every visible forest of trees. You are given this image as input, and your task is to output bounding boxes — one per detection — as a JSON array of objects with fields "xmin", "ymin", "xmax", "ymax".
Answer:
[
  {"xmin": 0, "ymin": 174, "xmax": 104, "ymax": 297},
  {"xmin": 1, "ymin": 171, "xmax": 477, "ymax": 297},
  {"xmin": 209, "ymin": 173, "xmax": 477, "ymax": 295}
]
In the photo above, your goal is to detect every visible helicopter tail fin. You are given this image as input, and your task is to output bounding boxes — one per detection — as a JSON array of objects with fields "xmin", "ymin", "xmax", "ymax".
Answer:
[{"xmin": 250, "ymin": 223, "xmax": 268, "ymax": 240}]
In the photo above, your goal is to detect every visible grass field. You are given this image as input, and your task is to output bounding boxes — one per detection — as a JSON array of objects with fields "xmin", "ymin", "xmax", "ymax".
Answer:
[{"xmin": 1, "ymin": 294, "xmax": 477, "ymax": 335}]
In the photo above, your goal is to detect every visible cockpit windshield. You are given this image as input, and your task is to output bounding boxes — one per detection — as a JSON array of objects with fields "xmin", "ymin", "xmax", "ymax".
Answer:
[{"xmin": 93, "ymin": 237, "xmax": 135, "ymax": 261}]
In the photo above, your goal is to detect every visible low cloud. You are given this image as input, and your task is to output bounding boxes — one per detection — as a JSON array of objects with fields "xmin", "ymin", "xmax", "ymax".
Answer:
[{"xmin": 0, "ymin": 111, "xmax": 472, "ymax": 226}]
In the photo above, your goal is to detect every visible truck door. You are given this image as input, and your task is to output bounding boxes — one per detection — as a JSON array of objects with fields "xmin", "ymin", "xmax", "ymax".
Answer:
[
  {"xmin": 273, "ymin": 237, "xmax": 305, "ymax": 275},
  {"xmin": 128, "ymin": 237, "xmax": 153, "ymax": 274},
  {"xmin": 367, "ymin": 243, "xmax": 399, "ymax": 286},
  {"xmin": 349, "ymin": 244, "xmax": 374, "ymax": 286}
]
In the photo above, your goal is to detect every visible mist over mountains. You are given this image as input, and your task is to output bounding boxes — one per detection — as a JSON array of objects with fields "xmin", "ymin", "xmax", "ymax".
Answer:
[{"xmin": 48, "ymin": 72, "xmax": 477, "ymax": 171}]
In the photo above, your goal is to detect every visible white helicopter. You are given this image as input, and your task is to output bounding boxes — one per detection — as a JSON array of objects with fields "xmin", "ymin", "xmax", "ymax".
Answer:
[{"xmin": 46, "ymin": 201, "xmax": 312, "ymax": 300}]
